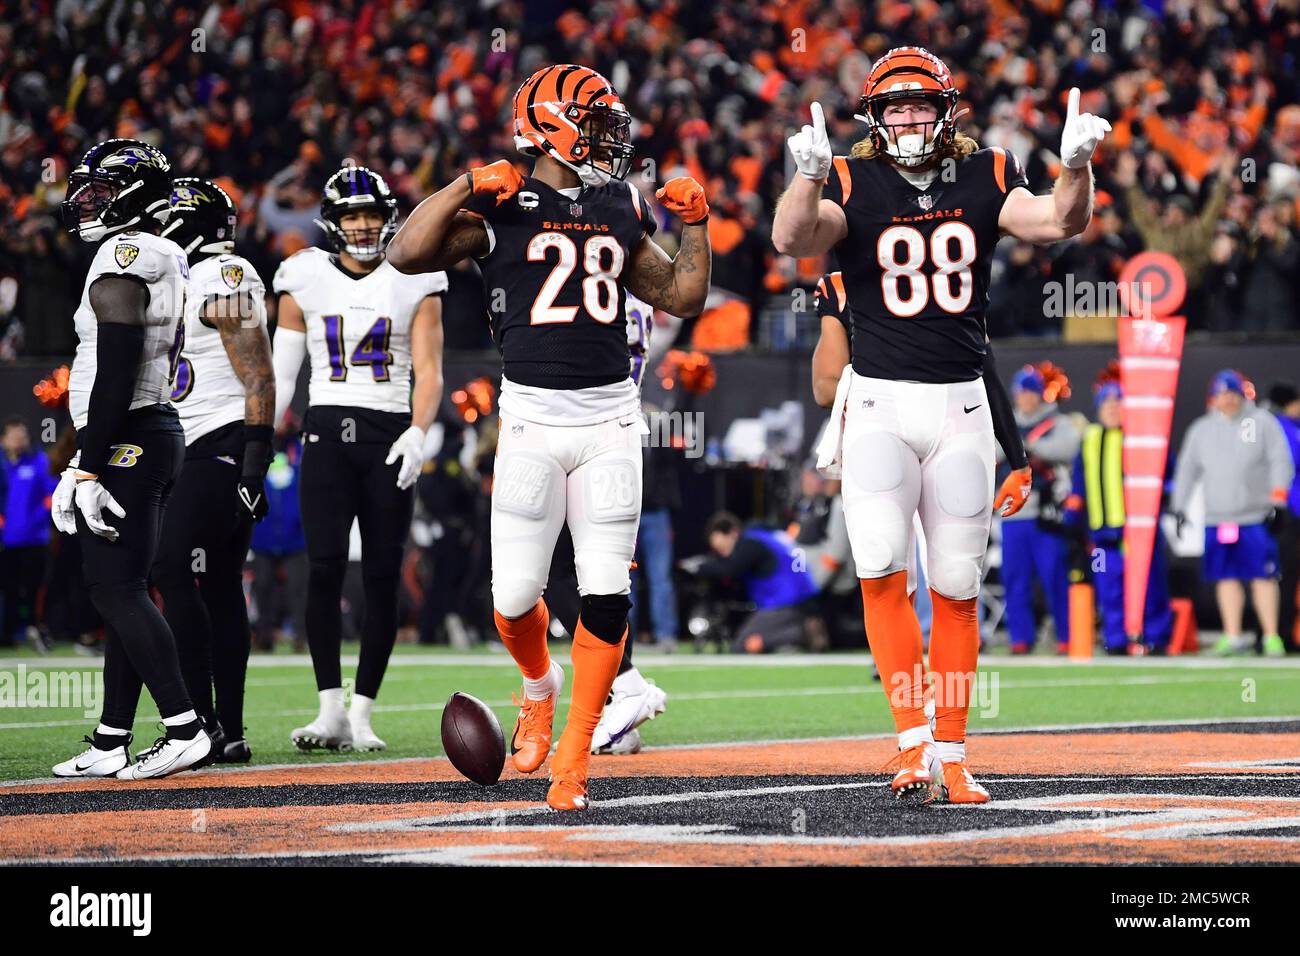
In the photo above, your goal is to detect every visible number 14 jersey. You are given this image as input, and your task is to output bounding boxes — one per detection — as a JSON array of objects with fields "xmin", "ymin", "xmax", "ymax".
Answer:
[
  {"xmin": 272, "ymin": 247, "xmax": 447, "ymax": 414},
  {"xmin": 822, "ymin": 147, "xmax": 1027, "ymax": 384}
]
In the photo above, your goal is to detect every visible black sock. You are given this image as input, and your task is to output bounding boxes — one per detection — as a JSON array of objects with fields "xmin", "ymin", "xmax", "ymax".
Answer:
[
  {"xmin": 92, "ymin": 730, "xmax": 131, "ymax": 750},
  {"xmin": 165, "ymin": 719, "xmax": 203, "ymax": 741}
]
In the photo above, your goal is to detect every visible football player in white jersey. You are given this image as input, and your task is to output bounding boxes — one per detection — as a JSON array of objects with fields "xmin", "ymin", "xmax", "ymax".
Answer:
[
  {"xmin": 150, "ymin": 178, "xmax": 275, "ymax": 764},
  {"xmin": 50, "ymin": 138, "xmax": 212, "ymax": 779},
  {"xmin": 272, "ymin": 165, "xmax": 447, "ymax": 752}
]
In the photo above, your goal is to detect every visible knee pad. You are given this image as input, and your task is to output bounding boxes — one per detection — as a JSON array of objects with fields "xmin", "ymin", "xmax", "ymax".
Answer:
[
  {"xmin": 89, "ymin": 580, "xmax": 147, "ymax": 619},
  {"xmin": 926, "ymin": 525, "xmax": 988, "ymax": 600},
  {"xmin": 578, "ymin": 592, "xmax": 632, "ymax": 644},
  {"xmin": 492, "ymin": 578, "xmax": 545, "ymax": 620}
]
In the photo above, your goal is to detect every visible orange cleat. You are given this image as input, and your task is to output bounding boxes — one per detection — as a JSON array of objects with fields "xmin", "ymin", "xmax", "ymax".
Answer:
[
  {"xmin": 546, "ymin": 750, "xmax": 590, "ymax": 811},
  {"xmin": 938, "ymin": 760, "xmax": 990, "ymax": 803},
  {"xmin": 882, "ymin": 742, "xmax": 938, "ymax": 801},
  {"xmin": 509, "ymin": 660, "xmax": 563, "ymax": 774}
]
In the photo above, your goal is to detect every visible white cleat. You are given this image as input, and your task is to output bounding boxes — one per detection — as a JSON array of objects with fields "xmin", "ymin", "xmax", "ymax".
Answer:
[
  {"xmin": 291, "ymin": 710, "xmax": 354, "ymax": 752},
  {"xmin": 349, "ymin": 719, "xmax": 387, "ymax": 752},
  {"xmin": 591, "ymin": 669, "xmax": 667, "ymax": 754},
  {"xmin": 604, "ymin": 727, "xmax": 643, "ymax": 755},
  {"xmin": 115, "ymin": 732, "xmax": 212, "ymax": 780},
  {"xmin": 53, "ymin": 735, "xmax": 131, "ymax": 778}
]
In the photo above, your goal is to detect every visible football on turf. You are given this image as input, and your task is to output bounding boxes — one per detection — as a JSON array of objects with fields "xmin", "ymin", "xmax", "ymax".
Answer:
[{"xmin": 441, "ymin": 692, "xmax": 506, "ymax": 786}]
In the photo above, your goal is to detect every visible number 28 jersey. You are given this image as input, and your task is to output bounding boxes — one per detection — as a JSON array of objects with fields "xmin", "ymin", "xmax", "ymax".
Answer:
[
  {"xmin": 462, "ymin": 176, "xmax": 655, "ymax": 392},
  {"xmin": 822, "ymin": 147, "xmax": 1027, "ymax": 384},
  {"xmin": 272, "ymin": 247, "xmax": 447, "ymax": 414}
]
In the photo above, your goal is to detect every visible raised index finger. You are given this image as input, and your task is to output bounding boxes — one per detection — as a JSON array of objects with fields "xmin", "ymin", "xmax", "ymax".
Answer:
[
  {"xmin": 810, "ymin": 101, "xmax": 826, "ymax": 135},
  {"xmin": 1066, "ymin": 87, "xmax": 1081, "ymax": 121}
]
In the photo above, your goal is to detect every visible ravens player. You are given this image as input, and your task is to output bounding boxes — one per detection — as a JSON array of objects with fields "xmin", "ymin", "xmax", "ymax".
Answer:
[
  {"xmin": 51, "ymin": 139, "xmax": 211, "ymax": 778},
  {"xmin": 273, "ymin": 166, "xmax": 447, "ymax": 753},
  {"xmin": 776, "ymin": 48, "xmax": 1108, "ymax": 802},
  {"xmin": 152, "ymin": 178, "xmax": 274, "ymax": 764},
  {"xmin": 388, "ymin": 64, "xmax": 710, "ymax": 810}
]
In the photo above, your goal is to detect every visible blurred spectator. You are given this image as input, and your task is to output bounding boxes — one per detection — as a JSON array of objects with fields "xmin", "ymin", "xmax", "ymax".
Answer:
[
  {"xmin": 0, "ymin": 417, "xmax": 55, "ymax": 648},
  {"xmin": 692, "ymin": 510, "xmax": 820, "ymax": 653},
  {"xmin": 1064, "ymin": 380, "xmax": 1173, "ymax": 654},
  {"xmin": 997, "ymin": 366, "xmax": 1081, "ymax": 654},
  {"xmin": 249, "ymin": 441, "xmax": 308, "ymax": 652},
  {"xmin": 1241, "ymin": 199, "xmax": 1300, "ymax": 334},
  {"xmin": 631, "ymin": 404, "xmax": 682, "ymax": 650},
  {"xmin": 1265, "ymin": 382, "xmax": 1300, "ymax": 651},
  {"xmin": 1172, "ymin": 371, "xmax": 1295, "ymax": 656}
]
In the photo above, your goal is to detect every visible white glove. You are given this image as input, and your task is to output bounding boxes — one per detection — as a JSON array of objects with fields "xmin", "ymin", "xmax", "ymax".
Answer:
[
  {"xmin": 1059, "ymin": 87, "xmax": 1112, "ymax": 169},
  {"xmin": 385, "ymin": 425, "xmax": 426, "ymax": 490},
  {"xmin": 51, "ymin": 451, "xmax": 80, "ymax": 535},
  {"xmin": 787, "ymin": 101, "xmax": 833, "ymax": 181},
  {"xmin": 74, "ymin": 479, "xmax": 126, "ymax": 542}
]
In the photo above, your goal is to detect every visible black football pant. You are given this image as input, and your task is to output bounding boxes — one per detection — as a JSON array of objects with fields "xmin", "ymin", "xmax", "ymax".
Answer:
[
  {"xmin": 77, "ymin": 406, "xmax": 193, "ymax": 729},
  {"xmin": 151, "ymin": 453, "xmax": 254, "ymax": 738},
  {"xmin": 547, "ymin": 524, "xmax": 634, "ymax": 675},
  {"xmin": 299, "ymin": 438, "xmax": 413, "ymax": 698}
]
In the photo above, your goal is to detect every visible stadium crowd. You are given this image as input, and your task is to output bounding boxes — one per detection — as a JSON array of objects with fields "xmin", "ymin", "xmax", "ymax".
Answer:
[
  {"xmin": 2, "ymin": 0, "xmax": 1300, "ymax": 355},
  {"xmin": 1, "ymin": 1, "xmax": 1300, "ymax": 656}
]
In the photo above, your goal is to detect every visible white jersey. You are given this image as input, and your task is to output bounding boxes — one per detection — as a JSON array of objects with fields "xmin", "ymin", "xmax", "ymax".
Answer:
[
  {"xmin": 69, "ymin": 231, "xmax": 190, "ymax": 430},
  {"xmin": 272, "ymin": 247, "xmax": 447, "ymax": 413},
  {"xmin": 170, "ymin": 253, "xmax": 267, "ymax": 444}
]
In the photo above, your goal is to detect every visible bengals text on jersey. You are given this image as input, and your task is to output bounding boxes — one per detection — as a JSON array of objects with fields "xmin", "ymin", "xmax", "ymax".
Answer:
[{"xmin": 821, "ymin": 146, "xmax": 1027, "ymax": 384}]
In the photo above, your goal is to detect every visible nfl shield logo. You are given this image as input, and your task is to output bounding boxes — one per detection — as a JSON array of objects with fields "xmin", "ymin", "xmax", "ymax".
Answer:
[
  {"xmin": 569, "ymin": 203, "xmax": 583, "ymax": 217},
  {"xmin": 114, "ymin": 243, "xmax": 140, "ymax": 269},
  {"xmin": 221, "ymin": 263, "xmax": 244, "ymax": 290},
  {"xmin": 916, "ymin": 194, "xmax": 934, "ymax": 211}
]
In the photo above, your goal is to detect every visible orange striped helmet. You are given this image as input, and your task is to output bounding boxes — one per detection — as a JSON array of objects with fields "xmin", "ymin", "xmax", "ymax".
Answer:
[
  {"xmin": 512, "ymin": 64, "xmax": 634, "ymax": 187},
  {"xmin": 855, "ymin": 47, "xmax": 959, "ymax": 167}
]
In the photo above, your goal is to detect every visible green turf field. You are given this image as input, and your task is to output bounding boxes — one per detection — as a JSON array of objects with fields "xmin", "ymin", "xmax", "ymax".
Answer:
[{"xmin": 2, "ymin": 647, "xmax": 1297, "ymax": 781}]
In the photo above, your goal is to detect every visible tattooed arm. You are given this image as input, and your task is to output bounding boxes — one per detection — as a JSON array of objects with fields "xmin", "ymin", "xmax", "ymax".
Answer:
[
  {"xmin": 624, "ymin": 223, "xmax": 711, "ymax": 317},
  {"xmin": 388, "ymin": 177, "xmax": 490, "ymax": 274},
  {"xmin": 206, "ymin": 292, "xmax": 275, "ymax": 427}
]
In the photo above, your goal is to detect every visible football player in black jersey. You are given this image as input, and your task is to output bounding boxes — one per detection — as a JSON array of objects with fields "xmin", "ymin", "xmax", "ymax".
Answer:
[
  {"xmin": 777, "ymin": 48, "xmax": 1108, "ymax": 802},
  {"xmin": 388, "ymin": 64, "xmax": 710, "ymax": 810}
]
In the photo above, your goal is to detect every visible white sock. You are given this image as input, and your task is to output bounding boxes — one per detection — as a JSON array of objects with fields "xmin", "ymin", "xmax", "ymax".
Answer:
[
  {"xmin": 350, "ymin": 694, "xmax": 375, "ymax": 725},
  {"xmin": 319, "ymin": 687, "xmax": 345, "ymax": 716},
  {"xmin": 936, "ymin": 740, "xmax": 966, "ymax": 764},
  {"xmin": 898, "ymin": 723, "xmax": 935, "ymax": 751},
  {"xmin": 522, "ymin": 662, "xmax": 558, "ymax": 701},
  {"xmin": 95, "ymin": 724, "xmax": 130, "ymax": 739},
  {"xmin": 612, "ymin": 667, "xmax": 648, "ymax": 696},
  {"xmin": 162, "ymin": 710, "xmax": 198, "ymax": 727}
]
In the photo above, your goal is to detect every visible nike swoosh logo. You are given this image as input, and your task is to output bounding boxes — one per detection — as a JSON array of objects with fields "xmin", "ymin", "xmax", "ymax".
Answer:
[{"xmin": 964, "ymin": 404, "xmax": 982, "ymax": 414}]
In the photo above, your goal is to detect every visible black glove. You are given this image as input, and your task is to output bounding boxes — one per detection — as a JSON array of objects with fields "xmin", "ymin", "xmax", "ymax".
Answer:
[
  {"xmin": 1267, "ymin": 505, "xmax": 1288, "ymax": 536},
  {"xmin": 237, "ymin": 476, "xmax": 268, "ymax": 523}
]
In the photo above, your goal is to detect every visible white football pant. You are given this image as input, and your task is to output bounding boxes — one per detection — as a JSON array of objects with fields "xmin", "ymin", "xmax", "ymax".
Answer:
[
  {"xmin": 840, "ymin": 375, "xmax": 995, "ymax": 600},
  {"xmin": 491, "ymin": 411, "xmax": 646, "ymax": 618}
]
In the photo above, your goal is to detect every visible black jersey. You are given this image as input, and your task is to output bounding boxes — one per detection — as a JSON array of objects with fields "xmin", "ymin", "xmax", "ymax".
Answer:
[
  {"xmin": 463, "ymin": 176, "xmax": 655, "ymax": 390},
  {"xmin": 821, "ymin": 147, "xmax": 1027, "ymax": 384}
]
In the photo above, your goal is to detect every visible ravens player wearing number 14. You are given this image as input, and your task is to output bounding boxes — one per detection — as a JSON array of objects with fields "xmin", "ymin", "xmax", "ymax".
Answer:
[
  {"xmin": 388, "ymin": 64, "xmax": 711, "ymax": 810},
  {"xmin": 775, "ymin": 47, "xmax": 1110, "ymax": 802},
  {"xmin": 51, "ymin": 139, "xmax": 212, "ymax": 779},
  {"xmin": 273, "ymin": 166, "xmax": 447, "ymax": 753}
]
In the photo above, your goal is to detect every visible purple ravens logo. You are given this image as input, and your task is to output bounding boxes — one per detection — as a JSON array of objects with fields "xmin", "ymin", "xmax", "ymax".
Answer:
[{"xmin": 102, "ymin": 145, "xmax": 167, "ymax": 171}]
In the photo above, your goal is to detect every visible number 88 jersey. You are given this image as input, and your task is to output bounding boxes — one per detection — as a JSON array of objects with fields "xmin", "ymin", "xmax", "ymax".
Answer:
[
  {"xmin": 822, "ymin": 147, "xmax": 1027, "ymax": 384},
  {"xmin": 272, "ymin": 247, "xmax": 447, "ymax": 414}
]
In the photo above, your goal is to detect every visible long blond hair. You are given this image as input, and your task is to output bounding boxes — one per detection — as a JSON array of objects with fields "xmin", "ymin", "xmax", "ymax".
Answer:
[{"xmin": 850, "ymin": 130, "xmax": 979, "ymax": 162}]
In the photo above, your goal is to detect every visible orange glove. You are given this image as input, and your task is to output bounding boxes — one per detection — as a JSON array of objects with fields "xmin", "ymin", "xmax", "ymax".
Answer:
[
  {"xmin": 656, "ymin": 176, "xmax": 709, "ymax": 225},
  {"xmin": 994, "ymin": 467, "xmax": 1033, "ymax": 517},
  {"xmin": 466, "ymin": 160, "xmax": 524, "ymax": 206}
]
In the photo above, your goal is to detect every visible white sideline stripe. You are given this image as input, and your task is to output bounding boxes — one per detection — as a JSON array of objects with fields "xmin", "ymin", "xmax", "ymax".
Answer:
[
  {"xmin": 3, "ymin": 716, "xmax": 1298, "ymax": 789},
  {"xmin": 5, "ymin": 673, "xmax": 1299, "ymax": 731},
  {"xmin": 6, "ymin": 652, "xmax": 1300, "ymax": 670}
]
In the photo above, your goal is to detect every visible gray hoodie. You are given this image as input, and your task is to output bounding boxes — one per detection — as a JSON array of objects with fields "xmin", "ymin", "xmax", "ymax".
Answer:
[
  {"xmin": 1172, "ymin": 401, "xmax": 1295, "ymax": 526},
  {"xmin": 1000, "ymin": 401, "xmax": 1081, "ymax": 522}
]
